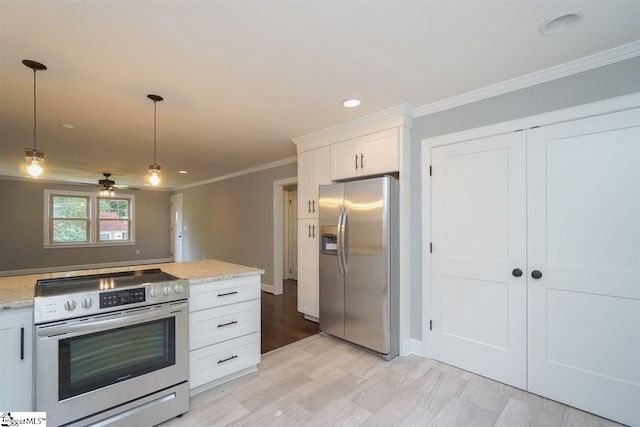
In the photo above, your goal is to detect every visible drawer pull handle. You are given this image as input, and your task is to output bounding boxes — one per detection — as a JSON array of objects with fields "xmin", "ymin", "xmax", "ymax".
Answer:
[
  {"xmin": 218, "ymin": 354, "xmax": 238, "ymax": 364},
  {"xmin": 20, "ymin": 327, "xmax": 25, "ymax": 360},
  {"xmin": 217, "ymin": 320, "xmax": 238, "ymax": 328},
  {"xmin": 217, "ymin": 291, "xmax": 239, "ymax": 297}
]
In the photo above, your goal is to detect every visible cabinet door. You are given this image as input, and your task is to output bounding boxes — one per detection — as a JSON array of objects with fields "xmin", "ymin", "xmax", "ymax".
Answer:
[
  {"xmin": 330, "ymin": 137, "xmax": 361, "ymax": 181},
  {"xmin": 527, "ymin": 108, "xmax": 640, "ymax": 427},
  {"xmin": 0, "ymin": 308, "xmax": 33, "ymax": 410},
  {"xmin": 298, "ymin": 150, "xmax": 317, "ymax": 219},
  {"xmin": 431, "ymin": 131, "xmax": 527, "ymax": 389},
  {"xmin": 298, "ymin": 147, "xmax": 330, "ymax": 219},
  {"xmin": 360, "ymin": 128, "xmax": 399, "ymax": 177},
  {"xmin": 298, "ymin": 219, "xmax": 319, "ymax": 319}
]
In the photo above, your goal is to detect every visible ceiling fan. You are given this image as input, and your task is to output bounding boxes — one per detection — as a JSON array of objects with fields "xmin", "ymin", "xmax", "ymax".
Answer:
[{"xmin": 98, "ymin": 173, "xmax": 139, "ymax": 195}]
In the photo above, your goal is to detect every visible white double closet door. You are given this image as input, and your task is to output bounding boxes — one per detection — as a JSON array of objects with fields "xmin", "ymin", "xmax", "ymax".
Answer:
[{"xmin": 430, "ymin": 108, "xmax": 640, "ymax": 426}]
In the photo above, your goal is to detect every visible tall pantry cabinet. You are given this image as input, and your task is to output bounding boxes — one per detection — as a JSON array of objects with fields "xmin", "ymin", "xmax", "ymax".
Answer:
[
  {"xmin": 424, "ymin": 96, "xmax": 640, "ymax": 426},
  {"xmin": 296, "ymin": 147, "xmax": 330, "ymax": 319}
]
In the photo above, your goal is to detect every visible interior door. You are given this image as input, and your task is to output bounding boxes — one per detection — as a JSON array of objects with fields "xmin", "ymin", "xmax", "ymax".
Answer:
[
  {"xmin": 431, "ymin": 132, "xmax": 527, "ymax": 389},
  {"xmin": 170, "ymin": 194, "xmax": 183, "ymax": 262},
  {"xmin": 527, "ymin": 108, "xmax": 640, "ymax": 426}
]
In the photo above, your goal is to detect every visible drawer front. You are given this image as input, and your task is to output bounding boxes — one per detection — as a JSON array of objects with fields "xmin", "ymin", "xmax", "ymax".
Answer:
[
  {"xmin": 189, "ymin": 299, "xmax": 260, "ymax": 350},
  {"xmin": 189, "ymin": 276, "xmax": 260, "ymax": 312},
  {"xmin": 189, "ymin": 332, "xmax": 260, "ymax": 389}
]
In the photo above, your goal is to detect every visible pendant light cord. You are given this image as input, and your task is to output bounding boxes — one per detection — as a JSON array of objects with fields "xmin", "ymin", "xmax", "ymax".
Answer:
[
  {"xmin": 33, "ymin": 68, "xmax": 37, "ymax": 151},
  {"xmin": 153, "ymin": 99, "xmax": 157, "ymax": 166}
]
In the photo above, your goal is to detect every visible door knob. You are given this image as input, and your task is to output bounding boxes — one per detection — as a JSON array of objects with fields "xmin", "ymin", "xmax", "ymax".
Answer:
[
  {"xmin": 531, "ymin": 270, "xmax": 543, "ymax": 279},
  {"xmin": 512, "ymin": 268, "xmax": 523, "ymax": 277}
]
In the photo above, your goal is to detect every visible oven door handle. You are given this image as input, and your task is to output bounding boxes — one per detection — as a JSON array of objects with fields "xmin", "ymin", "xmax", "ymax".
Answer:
[{"xmin": 36, "ymin": 303, "xmax": 187, "ymax": 337}]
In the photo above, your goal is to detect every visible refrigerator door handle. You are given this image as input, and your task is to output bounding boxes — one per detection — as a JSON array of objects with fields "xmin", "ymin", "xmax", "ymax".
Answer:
[
  {"xmin": 340, "ymin": 207, "xmax": 348, "ymax": 273},
  {"xmin": 337, "ymin": 207, "xmax": 345, "ymax": 275}
]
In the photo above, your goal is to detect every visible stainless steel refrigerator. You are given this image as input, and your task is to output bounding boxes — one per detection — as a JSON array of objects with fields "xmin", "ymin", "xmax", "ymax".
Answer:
[{"xmin": 319, "ymin": 175, "xmax": 399, "ymax": 360}]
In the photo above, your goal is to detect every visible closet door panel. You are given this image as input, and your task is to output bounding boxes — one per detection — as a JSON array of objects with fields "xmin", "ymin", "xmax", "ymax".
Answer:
[
  {"xmin": 527, "ymin": 108, "xmax": 640, "ymax": 427},
  {"xmin": 431, "ymin": 131, "xmax": 527, "ymax": 389}
]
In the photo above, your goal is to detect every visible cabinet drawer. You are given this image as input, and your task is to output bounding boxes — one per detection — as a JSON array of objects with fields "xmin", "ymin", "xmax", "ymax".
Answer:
[
  {"xmin": 189, "ymin": 299, "xmax": 260, "ymax": 350},
  {"xmin": 189, "ymin": 332, "xmax": 260, "ymax": 389},
  {"xmin": 189, "ymin": 276, "xmax": 260, "ymax": 312}
]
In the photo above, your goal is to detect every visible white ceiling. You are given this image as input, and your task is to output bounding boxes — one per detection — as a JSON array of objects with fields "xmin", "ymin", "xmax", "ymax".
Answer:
[{"xmin": 1, "ymin": 1, "xmax": 639, "ymax": 190}]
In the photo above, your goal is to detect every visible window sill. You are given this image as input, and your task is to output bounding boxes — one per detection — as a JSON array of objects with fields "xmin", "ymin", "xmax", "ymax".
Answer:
[{"xmin": 43, "ymin": 241, "xmax": 136, "ymax": 249}]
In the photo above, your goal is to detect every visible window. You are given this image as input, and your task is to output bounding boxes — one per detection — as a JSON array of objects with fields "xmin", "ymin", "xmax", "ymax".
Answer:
[{"xmin": 44, "ymin": 190, "xmax": 135, "ymax": 247}]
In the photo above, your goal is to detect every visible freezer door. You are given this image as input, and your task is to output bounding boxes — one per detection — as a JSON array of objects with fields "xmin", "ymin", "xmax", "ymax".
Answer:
[
  {"xmin": 319, "ymin": 183, "xmax": 345, "ymax": 338},
  {"xmin": 344, "ymin": 177, "xmax": 394, "ymax": 354}
]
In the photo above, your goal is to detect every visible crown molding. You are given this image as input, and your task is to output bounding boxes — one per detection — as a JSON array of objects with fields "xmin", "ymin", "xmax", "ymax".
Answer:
[
  {"xmin": 174, "ymin": 156, "xmax": 298, "ymax": 191},
  {"xmin": 414, "ymin": 39, "xmax": 640, "ymax": 118},
  {"xmin": 292, "ymin": 103, "xmax": 414, "ymax": 153}
]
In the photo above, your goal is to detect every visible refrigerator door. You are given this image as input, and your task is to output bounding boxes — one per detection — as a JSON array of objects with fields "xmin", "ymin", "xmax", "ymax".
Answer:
[
  {"xmin": 319, "ymin": 183, "xmax": 345, "ymax": 339},
  {"xmin": 344, "ymin": 177, "xmax": 393, "ymax": 354}
]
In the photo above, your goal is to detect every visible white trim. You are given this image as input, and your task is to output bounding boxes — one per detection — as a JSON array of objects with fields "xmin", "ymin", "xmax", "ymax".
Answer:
[
  {"xmin": 414, "ymin": 39, "xmax": 640, "ymax": 118},
  {"xmin": 407, "ymin": 338, "xmax": 425, "ymax": 357},
  {"xmin": 175, "ymin": 156, "xmax": 297, "ymax": 190},
  {"xmin": 420, "ymin": 138, "xmax": 433, "ymax": 360},
  {"xmin": 261, "ymin": 283, "xmax": 276, "ymax": 294},
  {"xmin": 292, "ymin": 103, "xmax": 414, "ymax": 153},
  {"xmin": 272, "ymin": 176, "xmax": 298, "ymax": 296},
  {"xmin": 0, "ymin": 258, "xmax": 173, "ymax": 277}
]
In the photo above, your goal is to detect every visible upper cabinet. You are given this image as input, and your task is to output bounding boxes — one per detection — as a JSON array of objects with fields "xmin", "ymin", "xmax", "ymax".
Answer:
[
  {"xmin": 331, "ymin": 128, "xmax": 399, "ymax": 181},
  {"xmin": 298, "ymin": 146, "xmax": 330, "ymax": 219}
]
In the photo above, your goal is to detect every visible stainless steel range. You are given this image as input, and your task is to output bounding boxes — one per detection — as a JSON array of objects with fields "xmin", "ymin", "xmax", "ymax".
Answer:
[{"xmin": 33, "ymin": 268, "xmax": 190, "ymax": 427}]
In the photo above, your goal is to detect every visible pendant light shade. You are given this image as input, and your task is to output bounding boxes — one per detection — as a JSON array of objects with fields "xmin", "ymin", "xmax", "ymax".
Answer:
[
  {"xmin": 147, "ymin": 94, "xmax": 163, "ymax": 186},
  {"xmin": 23, "ymin": 59, "xmax": 47, "ymax": 179}
]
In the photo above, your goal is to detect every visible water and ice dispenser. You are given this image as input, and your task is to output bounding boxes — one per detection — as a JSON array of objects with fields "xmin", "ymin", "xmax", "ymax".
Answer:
[{"xmin": 321, "ymin": 226, "xmax": 338, "ymax": 255}]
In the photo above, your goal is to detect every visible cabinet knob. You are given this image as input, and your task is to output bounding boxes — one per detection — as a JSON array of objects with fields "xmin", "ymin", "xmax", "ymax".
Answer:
[
  {"xmin": 531, "ymin": 270, "xmax": 543, "ymax": 279},
  {"xmin": 512, "ymin": 268, "xmax": 523, "ymax": 277}
]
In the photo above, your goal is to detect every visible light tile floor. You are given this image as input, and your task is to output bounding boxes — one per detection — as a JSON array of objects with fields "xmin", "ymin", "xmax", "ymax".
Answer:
[{"xmin": 160, "ymin": 334, "xmax": 624, "ymax": 427}]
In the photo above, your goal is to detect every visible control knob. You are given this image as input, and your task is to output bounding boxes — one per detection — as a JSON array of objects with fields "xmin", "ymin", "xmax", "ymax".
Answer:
[
  {"xmin": 150, "ymin": 288, "xmax": 160, "ymax": 298},
  {"xmin": 174, "ymin": 284, "xmax": 184, "ymax": 294},
  {"xmin": 82, "ymin": 297, "xmax": 93, "ymax": 309},
  {"xmin": 64, "ymin": 299, "xmax": 77, "ymax": 311},
  {"xmin": 163, "ymin": 287, "xmax": 171, "ymax": 296}
]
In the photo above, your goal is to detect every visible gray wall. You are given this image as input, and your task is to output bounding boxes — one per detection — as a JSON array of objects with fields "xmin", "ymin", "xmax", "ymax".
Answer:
[
  {"xmin": 175, "ymin": 162, "xmax": 297, "ymax": 286},
  {"xmin": 0, "ymin": 179, "xmax": 171, "ymax": 273},
  {"xmin": 409, "ymin": 56, "xmax": 640, "ymax": 340}
]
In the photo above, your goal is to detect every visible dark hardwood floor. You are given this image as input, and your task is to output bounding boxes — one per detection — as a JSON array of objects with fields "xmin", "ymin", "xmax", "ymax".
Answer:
[{"xmin": 261, "ymin": 279, "xmax": 319, "ymax": 354}]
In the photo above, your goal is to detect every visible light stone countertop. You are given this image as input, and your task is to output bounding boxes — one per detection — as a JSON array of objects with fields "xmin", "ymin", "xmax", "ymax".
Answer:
[{"xmin": 0, "ymin": 259, "xmax": 264, "ymax": 311}]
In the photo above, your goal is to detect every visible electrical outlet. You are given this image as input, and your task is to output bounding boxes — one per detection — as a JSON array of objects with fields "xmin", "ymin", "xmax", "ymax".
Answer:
[{"xmin": 136, "ymin": 249, "xmax": 140, "ymax": 255}]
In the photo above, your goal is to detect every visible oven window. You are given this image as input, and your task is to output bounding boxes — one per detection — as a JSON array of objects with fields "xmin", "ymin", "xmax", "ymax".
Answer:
[{"xmin": 58, "ymin": 317, "xmax": 175, "ymax": 400}]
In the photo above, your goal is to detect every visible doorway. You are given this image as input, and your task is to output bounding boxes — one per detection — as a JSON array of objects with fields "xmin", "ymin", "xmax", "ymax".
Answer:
[{"xmin": 283, "ymin": 187, "xmax": 298, "ymax": 281}]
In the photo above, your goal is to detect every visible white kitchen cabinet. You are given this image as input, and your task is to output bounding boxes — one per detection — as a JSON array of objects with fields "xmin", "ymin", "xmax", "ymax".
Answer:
[
  {"xmin": 297, "ymin": 219, "xmax": 319, "ymax": 320},
  {"xmin": 0, "ymin": 307, "xmax": 33, "ymax": 411},
  {"xmin": 331, "ymin": 128, "xmax": 399, "ymax": 180},
  {"xmin": 298, "ymin": 146, "xmax": 330, "ymax": 219},
  {"xmin": 427, "ymin": 105, "xmax": 640, "ymax": 426},
  {"xmin": 188, "ymin": 275, "xmax": 261, "ymax": 394}
]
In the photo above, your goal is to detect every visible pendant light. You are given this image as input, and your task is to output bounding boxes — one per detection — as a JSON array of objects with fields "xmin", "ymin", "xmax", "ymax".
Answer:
[
  {"xmin": 23, "ymin": 59, "xmax": 47, "ymax": 179},
  {"xmin": 147, "ymin": 94, "xmax": 163, "ymax": 186},
  {"xmin": 99, "ymin": 173, "xmax": 116, "ymax": 196}
]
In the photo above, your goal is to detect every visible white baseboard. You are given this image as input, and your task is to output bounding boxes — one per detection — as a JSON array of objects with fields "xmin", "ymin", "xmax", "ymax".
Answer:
[
  {"xmin": 261, "ymin": 283, "xmax": 276, "ymax": 294},
  {"xmin": 407, "ymin": 338, "xmax": 425, "ymax": 357}
]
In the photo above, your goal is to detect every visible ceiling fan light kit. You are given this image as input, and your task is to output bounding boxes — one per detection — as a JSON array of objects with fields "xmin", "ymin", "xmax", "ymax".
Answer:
[
  {"xmin": 99, "ymin": 173, "xmax": 116, "ymax": 196},
  {"xmin": 23, "ymin": 59, "xmax": 47, "ymax": 179}
]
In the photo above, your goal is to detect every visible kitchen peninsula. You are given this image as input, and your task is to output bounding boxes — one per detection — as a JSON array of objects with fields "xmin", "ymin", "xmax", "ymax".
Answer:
[{"xmin": 0, "ymin": 259, "xmax": 264, "ymax": 411}]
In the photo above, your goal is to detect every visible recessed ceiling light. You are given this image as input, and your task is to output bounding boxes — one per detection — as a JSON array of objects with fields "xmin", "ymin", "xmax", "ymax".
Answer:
[
  {"xmin": 178, "ymin": 170, "xmax": 188, "ymax": 174},
  {"xmin": 60, "ymin": 123, "xmax": 75, "ymax": 129},
  {"xmin": 342, "ymin": 99, "xmax": 361, "ymax": 108},
  {"xmin": 539, "ymin": 12, "xmax": 583, "ymax": 35}
]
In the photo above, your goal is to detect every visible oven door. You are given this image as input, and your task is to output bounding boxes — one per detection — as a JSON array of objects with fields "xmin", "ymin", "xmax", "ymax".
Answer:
[{"xmin": 35, "ymin": 301, "xmax": 188, "ymax": 426}]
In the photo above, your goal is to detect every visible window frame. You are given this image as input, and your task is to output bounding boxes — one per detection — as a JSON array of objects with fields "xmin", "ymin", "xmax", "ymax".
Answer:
[{"xmin": 44, "ymin": 190, "xmax": 135, "ymax": 248}]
